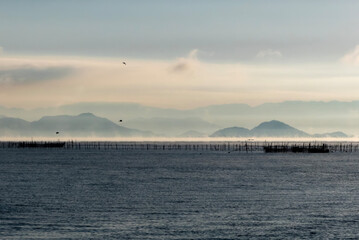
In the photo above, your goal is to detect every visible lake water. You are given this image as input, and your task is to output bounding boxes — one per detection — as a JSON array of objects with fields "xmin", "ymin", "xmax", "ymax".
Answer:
[{"xmin": 1, "ymin": 148, "xmax": 359, "ymax": 239}]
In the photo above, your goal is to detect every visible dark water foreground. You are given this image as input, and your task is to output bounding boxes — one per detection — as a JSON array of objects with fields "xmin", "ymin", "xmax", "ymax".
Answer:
[{"xmin": 1, "ymin": 149, "xmax": 359, "ymax": 239}]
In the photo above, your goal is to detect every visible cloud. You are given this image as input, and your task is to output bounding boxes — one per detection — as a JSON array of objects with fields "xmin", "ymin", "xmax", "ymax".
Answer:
[
  {"xmin": 170, "ymin": 49, "xmax": 200, "ymax": 73},
  {"xmin": 188, "ymin": 49, "xmax": 199, "ymax": 59},
  {"xmin": 256, "ymin": 49, "xmax": 282, "ymax": 59},
  {"xmin": 5, "ymin": 54, "xmax": 359, "ymax": 110},
  {"xmin": 341, "ymin": 45, "xmax": 359, "ymax": 65},
  {"xmin": 171, "ymin": 61, "xmax": 192, "ymax": 72},
  {"xmin": 0, "ymin": 54, "xmax": 249, "ymax": 109},
  {"xmin": 0, "ymin": 66, "xmax": 76, "ymax": 85}
]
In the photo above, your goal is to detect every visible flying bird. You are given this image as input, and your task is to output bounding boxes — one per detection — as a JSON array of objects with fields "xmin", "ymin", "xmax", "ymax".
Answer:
[
  {"xmin": 119, "ymin": 120, "xmax": 123, "ymax": 122},
  {"xmin": 122, "ymin": 62, "xmax": 126, "ymax": 65},
  {"xmin": 56, "ymin": 132, "xmax": 59, "ymax": 134}
]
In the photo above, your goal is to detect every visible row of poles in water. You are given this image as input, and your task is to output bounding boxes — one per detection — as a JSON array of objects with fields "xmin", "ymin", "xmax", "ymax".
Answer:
[{"xmin": 1, "ymin": 141, "xmax": 359, "ymax": 153}]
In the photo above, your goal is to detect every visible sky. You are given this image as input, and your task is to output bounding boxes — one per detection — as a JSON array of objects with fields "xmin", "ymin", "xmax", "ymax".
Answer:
[{"xmin": 1, "ymin": 0, "xmax": 359, "ymax": 109}]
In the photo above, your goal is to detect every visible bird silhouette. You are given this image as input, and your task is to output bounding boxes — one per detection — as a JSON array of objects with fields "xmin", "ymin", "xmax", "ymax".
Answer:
[
  {"xmin": 119, "ymin": 120, "xmax": 123, "ymax": 122},
  {"xmin": 56, "ymin": 132, "xmax": 59, "ymax": 134},
  {"xmin": 122, "ymin": 62, "xmax": 126, "ymax": 65}
]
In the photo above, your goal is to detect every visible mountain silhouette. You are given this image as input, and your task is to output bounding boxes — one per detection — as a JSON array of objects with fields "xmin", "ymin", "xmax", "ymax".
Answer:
[
  {"xmin": 250, "ymin": 120, "xmax": 310, "ymax": 137},
  {"xmin": 210, "ymin": 127, "xmax": 250, "ymax": 137},
  {"xmin": 1, "ymin": 100, "xmax": 359, "ymax": 135},
  {"xmin": 0, "ymin": 113, "xmax": 153, "ymax": 137},
  {"xmin": 0, "ymin": 117, "xmax": 32, "ymax": 137},
  {"xmin": 124, "ymin": 117, "xmax": 219, "ymax": 136},
  {"xmin": 210, "ymin": 120, "xmax": 348, "ymax": 138},
  {"xmin": 178, "ymin": 130, "xmax": 208, "ymax": 138},
  {"xmin": 312, "ymin": 131, "xmax": 349, "ymax": 138},
  {"xmin": 0, "ymin": 114, "xmax": 349, "ymax": 139}
]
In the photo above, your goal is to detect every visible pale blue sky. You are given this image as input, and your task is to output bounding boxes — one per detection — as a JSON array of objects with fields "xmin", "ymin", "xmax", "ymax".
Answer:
[{"xmin": 1, "ymin": 0, "xmax": 359, "ymax": 62}]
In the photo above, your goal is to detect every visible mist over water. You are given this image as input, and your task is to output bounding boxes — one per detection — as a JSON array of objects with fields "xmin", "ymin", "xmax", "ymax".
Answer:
[
  {"xmin": 1, "ymin": 136, "xmax": 359, "ymax": 142},
  {"xmin": 1, "ymin": 148, "xmax": 359, "ymax": 239}
]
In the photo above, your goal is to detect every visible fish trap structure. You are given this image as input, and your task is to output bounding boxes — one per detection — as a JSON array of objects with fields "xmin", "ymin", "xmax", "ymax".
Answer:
[
  {"xmin": 2, "ymin": 141, "xmax": 66, "ymax": 148},
  {"xmin": 1, "ymin": 141, "xmax": 359, "ymax": 153},
  {"xmin": 263, "ymin": 143, "xmax": 330, "ymax": 153}
]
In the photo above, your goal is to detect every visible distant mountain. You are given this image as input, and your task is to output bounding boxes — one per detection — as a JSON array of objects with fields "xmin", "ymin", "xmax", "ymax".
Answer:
[
  {"xmin": 0, "ymin": 117, "xmax": 32, "ymax": 137},
  {"xmin": 250, "ymin": 120, "xmax": 310, "ymax": 138},
  {"xmin": 210, "ymin": 120, "xmax": 348, "ymax": 138},
  {"xmin": 178, "ymin": 130, "xmax": 208, "ymax": 138},
  {"xmin": 123, "ymin": 117, "xmax": 219, "ymax": 136},
  {"xmin": 0, "ymin": 113, "xmax": 154, "ymax": 138},
  {"xmin": 312, "ymin": 131, "xmax": 349, "ymax": 138},
  {"xmin": 210, "ymin": 127, "xmax": 250, "ymax": 137}
]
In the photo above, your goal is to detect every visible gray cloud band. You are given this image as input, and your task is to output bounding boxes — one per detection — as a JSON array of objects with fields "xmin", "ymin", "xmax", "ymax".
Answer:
[{"xmin": 0, "ymin": 67, "xmax": 75, "ymax": 84}]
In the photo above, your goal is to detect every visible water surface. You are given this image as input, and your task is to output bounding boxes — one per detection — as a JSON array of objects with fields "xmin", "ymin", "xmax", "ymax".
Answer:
[{"xmin": 1, "ymin": 149, "xmax": 359, "ymax": 239}]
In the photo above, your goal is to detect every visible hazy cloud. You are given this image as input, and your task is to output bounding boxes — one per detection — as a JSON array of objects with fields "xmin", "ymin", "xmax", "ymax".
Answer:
[
  {"xmin": 256, "ymin": 49, "xmax": 282, "ymax": 60},
  {"xmin": 170, "ymin": 49, "xmax": 200, "ymax": 73},
  {"xmin": 2, "ymin": 54, "xmax": 359, "ymax": 110},
  {"xmin": 171, "ymin": 61, "xmax": 192, "ymax": 72},
  {"xmin": 341, "ymin": 45, "xmax": 359, "ymax": 65},
  {"xmin": 0, "ymin": 66, "xmax": 75, "ymax": 85}
]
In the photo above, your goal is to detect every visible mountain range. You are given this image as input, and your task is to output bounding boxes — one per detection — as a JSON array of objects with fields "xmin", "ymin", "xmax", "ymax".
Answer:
[
  {"xmin": 210, "ymin": 120, "xmax": 347, "ymax": 138},
  {"xmin": 0, "ymin": 100, "xmax": 358, "ymax": 135},
  {"xmin": 123, "ymin": 117, "xmax": 219, "ymax": 136},
  {"xmin": 0, "ymin": 113, "xmax": 349, "ymax": 139},
  {"xmin": 0, "ymin": 113, "xmax": 153, "ymax": 138}
]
